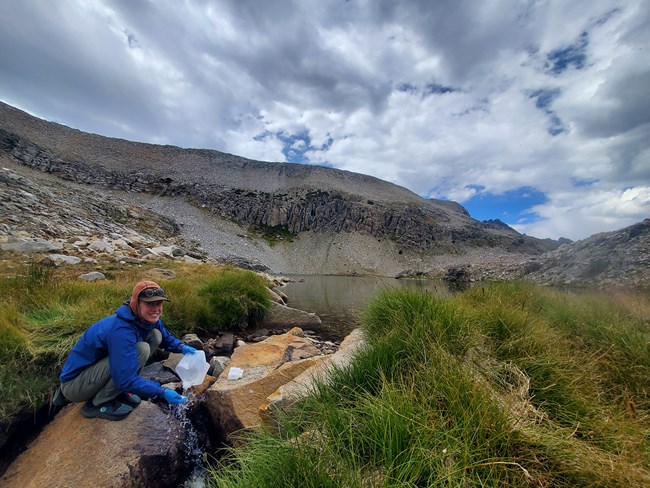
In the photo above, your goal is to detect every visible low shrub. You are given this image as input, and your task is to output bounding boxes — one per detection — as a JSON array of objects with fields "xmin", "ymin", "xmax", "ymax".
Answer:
[{"xmin": 198, "ymin": 266, "xmax": 271, "ymax": 333}]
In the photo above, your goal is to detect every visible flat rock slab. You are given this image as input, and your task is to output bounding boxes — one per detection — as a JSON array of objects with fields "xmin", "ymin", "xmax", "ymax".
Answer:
[{"xmin": 1, "ymin": 402, "xmax": 185, "ymax": 488}]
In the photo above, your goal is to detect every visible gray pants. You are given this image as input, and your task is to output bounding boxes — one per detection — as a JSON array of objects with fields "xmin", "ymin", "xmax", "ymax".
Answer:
[{"xmin": 61, "ymin": 329, "xmax": 162, "ymax": 406}]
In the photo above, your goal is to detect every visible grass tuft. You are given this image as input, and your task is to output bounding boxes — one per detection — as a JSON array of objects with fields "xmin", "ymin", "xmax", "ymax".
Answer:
[{"xmin": 198, "ymin": 266, "xmax": 271, "ymax": 332}]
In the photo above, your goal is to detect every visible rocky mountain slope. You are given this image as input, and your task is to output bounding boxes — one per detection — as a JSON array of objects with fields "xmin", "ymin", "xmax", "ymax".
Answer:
[
  {"xmin": 522, "ymin": 219, "xmax": 650, "ymax": 288},
  {"xmin": 3, "ymin": 100, "xmax": 646, "ymax": 286},
  {"xmin": 0, "ymin": 101, "xmax": 561, "ymax": 277}
]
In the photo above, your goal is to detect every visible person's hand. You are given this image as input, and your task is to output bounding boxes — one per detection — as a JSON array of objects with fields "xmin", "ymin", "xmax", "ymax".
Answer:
[
  {"xmin": 181, "ymin": 345, "xmax": 197, "ymax": 355},
  {"xmin": 162, "ymin": 389, "xmax": 187, "ymax": 404}
]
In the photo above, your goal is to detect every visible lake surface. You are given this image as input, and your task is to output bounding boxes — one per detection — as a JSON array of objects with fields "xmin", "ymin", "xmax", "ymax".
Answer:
[{"xmin": 278, "ymin": 275, "xmax": 466, "ymax": 340}]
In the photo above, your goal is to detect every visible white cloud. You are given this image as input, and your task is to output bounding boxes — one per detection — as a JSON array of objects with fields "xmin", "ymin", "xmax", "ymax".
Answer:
[
  {"xmin": 514, "ymin": 185, "xmax": 650, "ymax": 239},
  {"xmin": 0, "ymin": 0, "xmax": 648, "ymax": 240}
]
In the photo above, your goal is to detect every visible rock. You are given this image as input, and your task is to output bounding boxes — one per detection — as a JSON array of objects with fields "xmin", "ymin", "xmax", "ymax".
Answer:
[
  {"xmin": 207, "ymin": 333, "xmax": 235, "ymax": 355},
  {"xmin": 39, "ymin": 254, "xmax": 82, "ymax": 266},
  {"xmin": 275, "ymin": 289, "xmax": 289, "ymax": 303},
  {"xmin": 0, "ymin": 238, "xmax": 62, "ymax": 253},
  {"xmin": 184, "ymin": 375, "xmax": 218, "ymax": 411},
  {"xmin": 208, "ymin": 356, "xmax": 230, "ymax": 377},
  {"xmin": 116, "ymin": 256, "xmax": 144, "ymax": 264},
  {"xmin": 246, "ymin": 329, "xmax": 269, "ymax": 342},
  {"xmin": 146, "ymin": 268, "xmax": 177, "ymax": 279},
  {"xmin": 221, "ymin": 256, "xmax": 270, "ymax": 272},
  {"xmin": 148, "ymin": 246, "xmax": 175, "ymax": 258},
  {"xmin": 204, "ymin": 327, "xmax": 323, "ymax": 443},
  {"xmin": 182, "ymin": 255, "xmax": 203, "ymax": 264},
  {"xmin": 161, "ymin": 353, "xmax": 184, "ymax": 373},
  {"xmin": 181, "ymin": 333, "xmax": 204, "ymax": 351},
  {"xmin": 0, "ymin": 402, "xmax": 185, "ymax": 488},
  {"xmin": 260, "ymin": 328, "xmax": 366, "ymax": 418},
  {"xmin": 522, "ymin": 219, "xmax": 650, "ymax": 288},
  {"xmin": 140, "ymin": 362, "xmax": 179, "ymax": 384},
  {"xmin": 88, "ymin": 239, "xmax": 114, "ymax": 253},
  {"xmin": 444, "ymin": 265, "xmax": 471, "ymax": 282},
  {"xmin": 267, "ymin": 288, "xmax": 285, "ymax": 304},
  {"xmin": 79, "ymin": 271, "xmax": 106, "ymax": 281},
  {"xmin": 261, "ymin": 301, "xmax": 322, "ymax": 329},
  {"xmin": 0, "ymin": 162, "xmax": 208, "ymax": 277}
]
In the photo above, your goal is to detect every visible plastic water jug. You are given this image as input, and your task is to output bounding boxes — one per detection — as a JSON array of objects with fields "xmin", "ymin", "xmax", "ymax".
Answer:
[{"xmin": 175, "ymin": 350, "xmax": 210, "ymax": 389}]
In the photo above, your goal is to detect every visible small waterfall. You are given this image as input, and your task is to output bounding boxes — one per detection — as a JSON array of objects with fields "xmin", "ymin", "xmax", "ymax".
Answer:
[{"xmin": 171, "ymin": 390, "xmax": 207, "ymax": 487}]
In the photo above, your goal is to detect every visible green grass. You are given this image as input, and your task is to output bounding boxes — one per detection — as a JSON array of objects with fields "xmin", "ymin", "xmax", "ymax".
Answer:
[
  {"xmin": 207, "ymin": 282, "xmax": 650, "ymax": 487},
  {"xmin": 198, "ymin": 266, "xmax": 271, "ymax": 332},
  {"xmin": 252, "ymin": 224, "xmax": 297, "ymax": 246},
  {"xmin": 0, "ymin": 259, "xmax": 271, "ymax": 425}
]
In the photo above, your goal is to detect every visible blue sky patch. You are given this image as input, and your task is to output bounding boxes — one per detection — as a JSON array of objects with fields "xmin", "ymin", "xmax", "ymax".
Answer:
[
  {"xmin": 397, "ymin": 83, "xmax": 418, "ymax": 94},
  {"xmin": 272, "ymin": 131, "xmax": 333, "ymax": 164},
  {"xmin": 546, "ymin": 31, "xmax": 588, "ymax": 75},
  {"xmin": 529, "ymin": 88, "xmax": 560, "ymax": 109},
  {"xmin": 396, "ymin": 82, "xmax": 457, "ymax": 96},
  {"xmin": 461, "ymin": 186, "xmax": 548, "ymax": 224},
  {"xmin": 528, "ymin": 88, "xmax": 567, "ymax": 135},
  {"xmin": 424, "ymin": 83, "xmax": 457, "ymax": 95}
]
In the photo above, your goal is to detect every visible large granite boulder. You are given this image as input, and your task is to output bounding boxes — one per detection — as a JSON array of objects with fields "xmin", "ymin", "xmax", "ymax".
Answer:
[
  {"xmin": 259, "ymin": 328, "xmax": 365, "ymax": 418},
  {"xmin": 204, "ymin": 327, "xmax": 366, "ymax": 445},
  {"xmin": 1, "ymin": 402, "xmax": 186, "ymax": 488},
  {"xmin": 204, "ymin": 327, "xmax": 326, "ymax": 443}
]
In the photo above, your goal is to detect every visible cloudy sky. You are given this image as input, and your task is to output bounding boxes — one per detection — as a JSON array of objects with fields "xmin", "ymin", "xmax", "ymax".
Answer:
[{"xmin": 1, "ymin": 0, "xmax": 648, "ymax": 240}]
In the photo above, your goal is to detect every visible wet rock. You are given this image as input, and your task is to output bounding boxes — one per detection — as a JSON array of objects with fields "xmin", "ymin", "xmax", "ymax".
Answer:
[
  {"xmin": 0, "ymin": 402, "xmax": 186, "ymax": 488},
  {"xmin": 140, "ymin": 362, "xmax": 180, "ymax": 385}
]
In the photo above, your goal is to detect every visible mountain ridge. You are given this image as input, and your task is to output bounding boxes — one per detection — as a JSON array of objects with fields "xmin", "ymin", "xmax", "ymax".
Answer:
[{"xmin": 1, "ymin": 100, "xmax": 610, "ymax": 281}]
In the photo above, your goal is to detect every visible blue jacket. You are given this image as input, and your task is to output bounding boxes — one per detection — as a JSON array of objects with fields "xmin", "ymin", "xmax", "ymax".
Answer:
[{"xmin": 60, "ymin": 303, "xmax": 184, "ymax": 399}]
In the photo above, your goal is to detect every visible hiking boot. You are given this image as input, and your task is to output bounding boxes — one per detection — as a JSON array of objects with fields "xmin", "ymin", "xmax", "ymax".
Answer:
[
  {"xmin": 118, "ymin": 392, "xmax": 141, "ymax": 408},
  {"xmin": 52, "ymin": 386, "xmax": 71, "ymax": 407},
  {"xmin": 81, "ymin": 400, "xmax": 132, "ymax": 421}
]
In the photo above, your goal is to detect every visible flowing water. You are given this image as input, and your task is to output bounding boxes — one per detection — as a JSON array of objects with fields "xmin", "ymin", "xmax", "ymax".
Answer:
[{"xmin": 173, "ymin": 391, "xmax": 208, "ymax": 488}]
